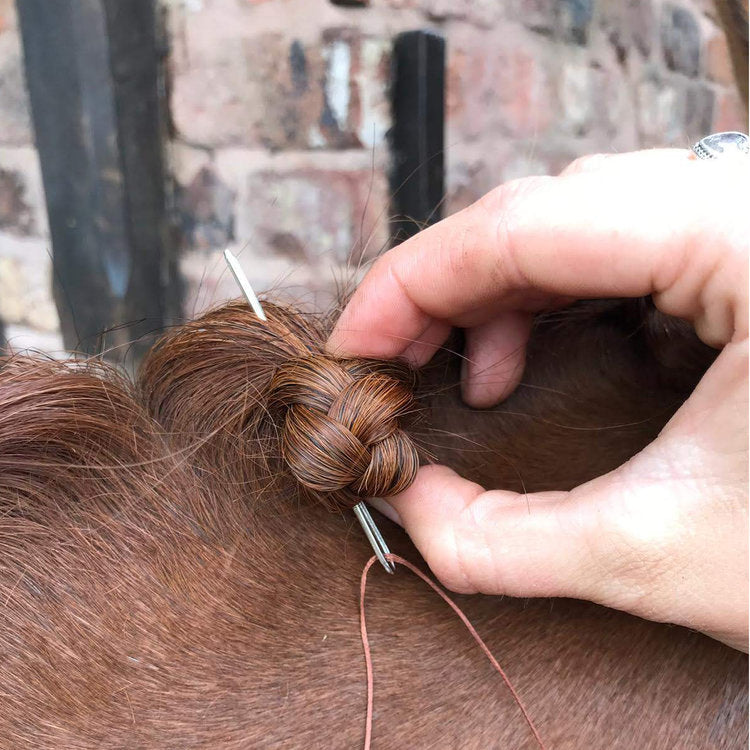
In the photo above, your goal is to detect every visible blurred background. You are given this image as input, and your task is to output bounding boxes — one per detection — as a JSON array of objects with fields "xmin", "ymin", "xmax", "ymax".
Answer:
[{"xmin": 0, "ymin": 0, "xmax": 747, "ymax": 362}]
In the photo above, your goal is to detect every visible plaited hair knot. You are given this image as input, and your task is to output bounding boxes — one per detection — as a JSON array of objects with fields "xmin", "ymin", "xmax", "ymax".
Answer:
[{"xmin": 268, "ymin": 356, "xmax": 420, "ymax": 510}]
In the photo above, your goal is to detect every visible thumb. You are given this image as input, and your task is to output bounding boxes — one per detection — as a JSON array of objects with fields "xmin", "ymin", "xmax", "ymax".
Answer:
[
  {"xmin": 371, "ymin": 460, "xmax": 708, "ymax": 621},
  {"xmin": 372, "ymin": 464, "xmax": 610, "ymax": 601}
]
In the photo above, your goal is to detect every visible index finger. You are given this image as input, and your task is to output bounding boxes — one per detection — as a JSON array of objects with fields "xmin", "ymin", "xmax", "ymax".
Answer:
[{"xmin": 327, "ymin": 153, "xmax": 747, "ymax": 358}]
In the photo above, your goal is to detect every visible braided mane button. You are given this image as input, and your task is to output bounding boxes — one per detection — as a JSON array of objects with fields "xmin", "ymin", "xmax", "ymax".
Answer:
[{"xmin": 268, "ymin": 357, "xmax": 420, "ymax": 510}]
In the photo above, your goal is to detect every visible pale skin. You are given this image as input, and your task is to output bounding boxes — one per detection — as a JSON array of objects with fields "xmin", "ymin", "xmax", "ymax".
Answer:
[{"xmin": 327, "ymin": 149, "xmax": 749, "ymax": 652}]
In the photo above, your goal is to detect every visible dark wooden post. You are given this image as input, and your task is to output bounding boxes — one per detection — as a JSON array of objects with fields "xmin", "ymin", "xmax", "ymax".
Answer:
[
  {"xmin": 16, "ymin": 0, "xmax": 176, "ymax": 363},
  {"xmin": 389, "ymin": 30, "xmax": 446, "ymax": 245}
]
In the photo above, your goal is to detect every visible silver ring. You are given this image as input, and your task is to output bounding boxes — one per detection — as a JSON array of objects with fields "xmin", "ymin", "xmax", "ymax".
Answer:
[{"xmin": 691, "ymin": 131, "xmax": 749, "ymax": 160}]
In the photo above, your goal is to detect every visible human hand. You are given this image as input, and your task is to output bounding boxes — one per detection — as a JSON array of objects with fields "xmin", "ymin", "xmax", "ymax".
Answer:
[{"xmin": 327, "ymin": 149, "xmax": 749, "ymax": 651}]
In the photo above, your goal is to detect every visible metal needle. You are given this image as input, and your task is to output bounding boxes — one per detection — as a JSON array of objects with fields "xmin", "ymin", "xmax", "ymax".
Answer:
[
  {"xmin": 352, "ymin": 502, "xmax": 395, "ymax": 574},
  {"xmin": 224, "ymin": 248, "xmax": 267, "ymax": 321},
  {"xmin": 223, "ymin": 248, "xmax": 395, "ymax": 574}
]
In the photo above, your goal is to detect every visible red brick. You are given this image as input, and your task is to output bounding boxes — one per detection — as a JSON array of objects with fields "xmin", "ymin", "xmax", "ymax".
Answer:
[
  {"xmin": 446, "ymin": 161, "xmax": 491, "ymax": 217},
  {"xmin": 635, "ymin": 73, "xmax": 684, "ymax": 146},
  {"xmin": 238, "ymin": 168, "xmax": 388, "ymax": 266},
  {"xmin": 589, "ymin": 62, "xmax": 639, "ymax": 148},
  {"xmin": 509, "ymin": 0, "xmax": 592, "ymax": 43},
  {"xmin": 508, "ymin": 0, "xmax": 556, "ymax": 34},
  {"xmin": 713, "ymin": 89, "xmax": 749, "ymax": 133},
  {"xmin": 635, "ymin": 72, "xmax": 718, "ymax": 147},
  {"xmin": 421, "ymin": 0, "xmax": 499, "ymax": 27},
  {"xmin": 691, "ymin": 0, "xmax": 720, "ymax": 20},
  {"xmin": 557, "ymin": 0, "xmax": 593, "ymax": 45},
  {"xmin": 177, "ymin": 166, "xmax": 235, "ymax": 253},
  {"xmin": 598, "ymin": 0, "xmax": 656, "ymax": 59},
  {"xmin": 704, "ymin": 29, "xmax": 735, "ymax": 85},
  {"xmin": 558, "ymin": 52, "xmax": 593, "ymax": 136},
  {"xmin": 172, "ymin": 28, "xmax": 390, "ymax": 150},
  {"xmin": 0, "ymin": 32, "xmax": 33, "ymax": 146},
  {"xmin": 684, "ymin": 82, "xmax": 715, "ymax": 139},
  {"xmin": 446, "ymin": 144, "xmax": 564, "ymax": 218},
  {"xmin": 502, "ymin": 47, "xmax": 554, "ymax": 136},
  {"xmin": 0, "ymin": 0, "xmax": 17, "ymax": 34},
  {"xmin": 0, "ymin": 168, "xmax": 34, "ymax": 235},
  {"xmin": 448, "ymin": 34, "xmax": 554, "ymax": 139},
  {"xmin": 660, "ymin": 4, "xmax": 701, "ymax": 77}
]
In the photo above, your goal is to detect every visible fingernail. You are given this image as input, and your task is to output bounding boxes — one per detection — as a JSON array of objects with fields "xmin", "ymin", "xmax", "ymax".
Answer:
[
  {"xmin": 400, "ymin": 342, "xmax": 423, "ymax": 367},
  {"xmin": 324, "ymin": 329, "xmax": 346, "ymax": 356},
  {"xmin": 368, "ymin": 497, "xmax": 403, "ymax": 527}
]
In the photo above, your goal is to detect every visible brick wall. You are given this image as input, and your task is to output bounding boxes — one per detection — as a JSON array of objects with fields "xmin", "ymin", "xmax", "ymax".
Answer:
[
  {"xmin": 0, "ymin": 0, "xmax": 747, "ymax": 352},
  {"xmin": 0, "ymin": 0, "xmax": 61, "ymax": 352}
]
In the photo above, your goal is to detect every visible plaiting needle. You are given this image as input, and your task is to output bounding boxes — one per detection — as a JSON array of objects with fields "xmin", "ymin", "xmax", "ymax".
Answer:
[
  {"xmin": 223, "ymin": 248, "xmax": 396, "ymax": 575},
  {"xmin": 352, "ymin": 502, "xmax": 395, "ymax": 574},
  {"xmin": 224, "ymin": 249, "xmax": 267, "ymax": 322}
]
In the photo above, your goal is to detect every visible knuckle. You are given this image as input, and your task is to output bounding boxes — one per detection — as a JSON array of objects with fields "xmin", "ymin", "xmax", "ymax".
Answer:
[
  {"xmin": 562, "ymin": 153, "xmax": 611, "ymax": 175},
  {"xmin": 440, "ymin": 223, "xmax": 473, "ymax": 279},
  {"xmin": 484, "ymin": 176, "xmax": 552, "ymax": 289},
  {"xmin": 479, "ymin": 175, "xmax": 552, "ymax": 219},
  {"xmin": 420, "ymin": 484, "xmax": 489, "ymax": 595},
  {"xmin": 423, "ymin": 536, "xmax": 478, "ymax": 595}
]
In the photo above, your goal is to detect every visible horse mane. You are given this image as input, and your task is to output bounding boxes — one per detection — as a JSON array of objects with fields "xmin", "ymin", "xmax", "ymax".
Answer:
[{"xmin": 0, "ymin": 295, "xmax": 746, "ymax": 748}]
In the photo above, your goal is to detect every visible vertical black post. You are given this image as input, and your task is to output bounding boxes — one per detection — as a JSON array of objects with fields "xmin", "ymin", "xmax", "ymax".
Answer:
[
  {"xmin": 17, "ymin": 0, "xmax": 175, "ymax": 363},
  {"xmin": 389, "ymin": 30, "xmax": 445, "ymax": 245}
]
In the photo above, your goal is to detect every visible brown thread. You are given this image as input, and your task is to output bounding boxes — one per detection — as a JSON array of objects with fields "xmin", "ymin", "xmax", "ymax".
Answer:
[{"xmin": 360, "ymin": 554, "xmax": 547, "ymax": 750}]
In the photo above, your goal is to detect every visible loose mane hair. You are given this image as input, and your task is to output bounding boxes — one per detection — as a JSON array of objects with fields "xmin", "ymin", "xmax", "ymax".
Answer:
[{"xmin": 0, "ymin": 295, "xmax": 746, "ymax": 749}]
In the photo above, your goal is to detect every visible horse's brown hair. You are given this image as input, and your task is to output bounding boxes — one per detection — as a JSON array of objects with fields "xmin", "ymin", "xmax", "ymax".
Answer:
[
  {"xmin": 141, "ymin": 303, "xmax": 421, "ymax": 511},
  {"xmin": 0, "ymin": 296, "xmax": 747, "ymax": 749}
]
